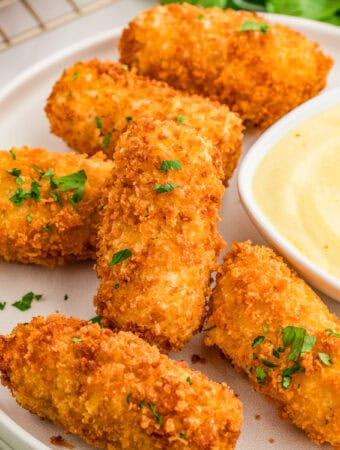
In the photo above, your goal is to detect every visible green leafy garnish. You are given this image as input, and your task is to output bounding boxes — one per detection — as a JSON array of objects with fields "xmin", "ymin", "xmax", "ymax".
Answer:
[
  {"xmin": 89, "ymin": 316, "xmax": 103, "ymax": 327},
  {"xmin": 301, "ymin": 335, "xmax": 316, "ymax": 354},
  {"xmin": 154, "ymin": 183, "xmax": 177, "ymax": 193},
  {"xmin": 72, "ymin": 72, "xmax": 78, "ymax": 81},
  {"xmin": 238, "ymin": 20, "xmax": 269, "ymax": 34},
  {"xmin": 9, "ymin": 188, "xmax": 31, "ymax": 206},
  {"xmin": 109, "ymin": 249, "xmax": 132, "ymax": 267},
  {"xmin": 113, "ymin": 283, "xmax": 120, "ymax": 289},
  {"xmin": 12, "ymin": 292, "xmax": 42, "ymax": 311},
  {"xmin": 255, "ymin": 366, "xmax": 266, "ymax": 384},
  {"xmin": 32, "ymin": 164, "xmax": 43, "ymax": 175},
  {"xmin": 125, "ymin": 116, "xmax": 133, "ymax": 122},
  {"xmin": 262, "ymin": 324, "xmax": 269, "ymax": 333},
  {"xmin": 30, "ymin": 181, "xmax": 41, "ymax": 202},
  {"xmin": 126, "ymin": 393, "xmax": 132, "ymax": 403},
  {"xmin": 246, "ymin": 365, "xmax": 253, "ymax": 372},
  {"xmin": 272, "ymin": 349, "xmax": 280, "ymax": 359},
  {"xmin": 71, "ymin": 337, "xmax": 82, "ymax": 343},
  {"xmin": 281, "ymin": 363, "xmax": 304, "ymax": 389},
  {"xmin": 204, "ymin": 324, "xmax": 217, "ymax": 332},
  {"xmin": 318, "ymin": 353, "xmax": 332, "ymax": 366},
  {"xmin": 148, "ymin": 402, "xmax": 162, "ymax": 424},
  {"xmin": 7, "ymin": 168, "xmax": 21, "ymax": 177},
  {"xmin": 186, "ymin": 376, "xmax": 192, "ymax": 385},
  {"xmin": 102, "ymin": 133, "xmax": 112, "ymax": 149},
  {"xmin": 138, "ymin": 400, "xmax": 145, "ymax": 409},
  {"xmin": 252, "ymin": 335, "xmax": 265, "ymax": 349},
  {"xmin": 49, "ymin": 191, "xmax": 63, "ymax": 206},
  {"xmin": 26, "ymin": 215, "xmax": 32, "ymax": 223},
  {"xmin": 0, "ymin": 302, "xmax": 6, "ymax": 310},
  {"xmin": 198, "ymin": 13, "xmax": 204, "ymax": 20},
  {"xmin": 44, "ymin": 224, "xmax": 53, "ymax": 233},
  {"xmin": 54, "ymin": 170, "xmax": 87, "ymax": 206},
  {"xmin": 325, "ymin": 328, "xmax": 340, "ymax": 338},
  {"xmin": 282, "ymin": 326, "xmax": 306, "ymax": 361},
  {"xmin": 177, "ymin": 114, "xmax": 185, "ymax": 123},
  {"xmin": 160, "ymin": 160, "xmax": 182, "ymax": 172},
  {"xmin": 9, "ymin": 149, "xmax": 16, "ymax": 160},
  {"xmin": 121, "ymin": 64, "xmax": 128, "ymax": 71},
  {"xmin": 262, "ymin": 359, "xmax": 278, "ymax": 368},
  {"xmin": 179, "ymin": 433, "xmax": 187, "ymax": 439},
  {"xmin": 95, "ymin": 116, "xmax": 102, "ymax": 129}
]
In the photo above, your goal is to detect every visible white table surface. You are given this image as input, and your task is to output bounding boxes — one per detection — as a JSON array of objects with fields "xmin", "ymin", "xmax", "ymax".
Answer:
[{"xmin": 0, "ymin": 0, "xmax": 156, "ymax": 86}]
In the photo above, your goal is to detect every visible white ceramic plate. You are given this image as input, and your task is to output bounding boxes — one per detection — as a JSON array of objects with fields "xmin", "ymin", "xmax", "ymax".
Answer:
[{"xmin": 0, "ymin": 15, "xmax": 339, "ymax": 450}]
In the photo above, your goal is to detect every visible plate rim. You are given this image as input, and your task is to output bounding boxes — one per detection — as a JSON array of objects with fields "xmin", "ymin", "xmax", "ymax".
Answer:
[{"xmin": 0, "ymin": 13, "xmax": 339, "ymax": 450}]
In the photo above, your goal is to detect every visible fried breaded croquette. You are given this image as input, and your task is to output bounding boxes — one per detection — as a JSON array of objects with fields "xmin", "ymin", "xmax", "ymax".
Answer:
[
  {"xmin": 45, "ymin": 59, "xmax": 243, "ymax": 184},
  {"xmin": 94, "ymin": 119, "xmax": 225, "ymax": 352},
  {"xmin": 0, "ymin": 314, "xmax": 243, "ymax": 450},
  {"xmin": 205, "ymin": 241, "xmax": 340, "ymax": 446},
  {"xmin": 0, "ymin": 147, "xmax": 113, "ymax": 267},
  {"xmin": 119, "ymin": 4, "xmax": 333, "ymax": 129}
]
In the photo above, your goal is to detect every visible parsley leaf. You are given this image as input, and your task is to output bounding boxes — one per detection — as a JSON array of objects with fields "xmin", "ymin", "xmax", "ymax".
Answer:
[
  {"xmin": 203, "ymin": 324, "xmax": 217, "ymax": 332},
  {"xmin": 9, "ymin": 188, "xmax": 31, "ymax": 206},
  {"xmin": 186, "ymin": 376, "xmax": 192, "ymax": 385},
  {"xmin": 0, "ymin": 302, "xmax": 6, "ymax": 310},
  {"xmin": 121, "ymin": 64, "xmax": 128, "ymax": 71},
  {"xmin": 179, "ymin": 433, "xmax": 187, "ymax": 439},
  {"xmin": 125, "ymin": 116, "xmax": 133, "ymax": 122},
  {"xmin": 12, "ymin": 292, "xmax": 42, "ymax": 311},
  {"xmin": 102, "ymin": 133, "xmax": 112, "ymax": 149},
  {"xmin": 95, "ymin": 116, "xmax": 102, "ymax": 129},
  {"xmin": 262, "ymin": 359, "xmax": 279, "ymax": 368},
  {"xmin": 72, "ymin": 72, "xmax": 79, "ymax": 81},
  {"xmin": 71, "ymin": 337, "xmax": 82, "ymax": 343},
  {"xmin": 177, "ymin": 114, "xmax": 185, "ymax": 123},
  {"xmin": 26, "ymin": 215, "xmax": 32, "ymax": 223},
  {"xmin": 9, "ymin": 149, "xmax": 16, "ymax": 160},
  {"xmin": 238, "ymin": 20, "xmax": 269, "ymax": 34},
  {"xmin": 318, "ymin": 353, "xmax": 332, "ymax": 366},
  {"xmin": 7, "ymin": 168, "xmax": 21, "ymax": 177},
  {"xmin": 252, "ymin": 335, "xmax": 265, "ymax": 349},
  {"xmin": 89, "ymin": 316, "xmax": 103, "ymax": 328},
  {"xmin": 255, "ymin": 366, "xmax": 266, "ymax": 384},
  {"xmin": 325, "ymin": 328, "xmax": 340, "ymax": 338},
  {"xmin": 301, "ymin": 335, "xmax": 316, "ymax": 354},
  {"xmin": 154, "ymin": 183, "xmax": 177, "ymax": 193},
  {"xmin": 160, "ymin": 160, "xmax": 182, "ymax": 172},
  {"xmin": 147, "ymin": 402, "xmax": 162, "ymax": 424},
  {"xmin": 54, "ymin": 170, "xmax": 87, "ymax": 205},
  {"xmin": 109, "ymin": 249, "xmax": 132, "ymax": 267},
  {"xmin": 126, "ymin": 393, "xmax": 132, "ymax": 403}
]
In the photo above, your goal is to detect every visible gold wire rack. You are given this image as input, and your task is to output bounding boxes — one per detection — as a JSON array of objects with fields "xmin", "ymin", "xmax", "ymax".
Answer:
[{"xmin": 0, "ymin": 0, "xmax": 118, "ymax": 52}]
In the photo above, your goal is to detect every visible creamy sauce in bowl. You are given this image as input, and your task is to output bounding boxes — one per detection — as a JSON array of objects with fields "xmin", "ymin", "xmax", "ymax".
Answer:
[{"xmin": 253, "ymin": 105, "xmax": 340, "ymax": 280}]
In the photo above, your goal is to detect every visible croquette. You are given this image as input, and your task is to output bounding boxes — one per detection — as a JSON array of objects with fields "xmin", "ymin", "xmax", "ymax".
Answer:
[
  {"xmin": 120, "ymin": 4, "xmax": 333, "ymax": 129},
  {"xmin": 0, "ymin": 147, "xmax": 113, "ymax": 267},
  {"xmin": 45, "ymin": 59, "xmax": 243, "ymax": 185},
  {"xmin": 0, "ymin": 314, "xmax": 243, "ymax": 450},
  {"xmin": 205, "ymin": 241, "xmax": 340, "ymax": 446},
  {"xmin": 94, "ymin": 119, "xmax": 225, "ymax": 352}
]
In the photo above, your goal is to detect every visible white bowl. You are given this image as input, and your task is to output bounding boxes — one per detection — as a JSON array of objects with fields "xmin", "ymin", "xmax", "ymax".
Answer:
[{"xmin": 238, "ymin": 87, "xmax": 340, "ymax": 302}]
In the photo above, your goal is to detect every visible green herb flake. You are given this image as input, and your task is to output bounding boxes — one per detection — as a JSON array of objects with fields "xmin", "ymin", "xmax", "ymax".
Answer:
[
  {"xmin": 12, "ymin": 292, "xmax": 42, "ymax": 312},
  {"xmin": 32, "ymin": 164, "xmax": 43, "ymax": 175},
  {"xmin": 30, "ymin": 181, "xmax": 41, "ymax": 202},
  {"xmin": 138, "ymin": 400, "xmax": 145, "ymax": 409},
  {"xmin": 282, "ymin": 363, "xmax": 304, "ymax": 378},
  {"xmin": 262, "ymin": 324, "xmax": 269, "ymax": 333},
  {"xmin": 252, "ymin": 335, "xmax": 265, "ymax": 349},
  {"xmin": 65, "ymin": 92, "xmax": 72, "ymax": 98},
  {"xmin": 126, "ymin": 393, "xmax": 132, "ymax": 404},
  {"xmin": 160, "ymin": 160, "xmax": 182, "ymax": 172},
  {"xmin": 7, "ymin": 168, "xmax": 21, "ymax": 177},
  {"xmin": 72, "ymin": 72, "xmax": 79, "ymax": 81},
  {"xmin": 177, "ymin": 114, "xmax": 185, "ymax": 123},
  {"xmin": 301, "ymin": 335, "xmax": 316, "ymax": 355},
  {"xmin": 154, "ymin": 183, "xmax": 177, "ymax": 193},
  {"xmin": 325, "ymin": 328, "xmax": 340, "ymax": 338},
  {"xmin": 246, "ymin": 365, "xmax": 253, "ymax": 373},
  {"xmin": 186, "ymin": 376, "xmax": 192, "ymax": 385},
  {"xmin": 272, "ymin": 349, "xmax": 280, "ymax": 359},
  {"xmin": 318, "ymin": 353, "xmax": 332, "ymax": 366},
  {"xmin": 125, "ymin": 116, "xmax": 133, "ymax": 122},
  {"xmin": 147, "ymin": 402, "xmax": 162, "ymax": 425},
  {"xmin": 198, "ymin": 14, "xmax": 203, "ymax": 20},
  {"xmin": 238, "ymin": 20, "xmax": 269, "ymax": 34},
  {"xmin": 179, "ymin": 433, "xmax": 187, "ymax": 440},
  {"xmin": 71, "ymin": 337, "xmax": 82, "ymax": 343},
  {"xmin": 110, "ymin": 249, "xmax": 132, "ymax": 267},
  {"xmin": 43, "ymin": 168, "xmax": 54, "ymax": 180},
  {"xmin": 9, "ymin": 188, "xmax": 31, "ymax": 206},
  {"xmin": 49, "ymin": 191, "xmax": 63, "ymax": 206},
  {"xmin": 253, "ymin": 353, "xmax": 258, "ymax": 360},
  {"xmin": 282, "ymin": 375, "xmax": 291, "ymax": 389},
  {"xmin": 255, "ymin": 366, "xmax": 266, "ymax": 384},
  {"xmin": 0, "ymin": 302, "xmax": 6, "ymax": 310},
  {"xmin": 44, "ymin": 224, "xmax": 53, "ymax": 233},
  {"xmin": 282, "ymin": 326, "xmax": 306, "ymax": 361},
  {"xmin": 204, "ymin": 324, "xmax": 217, "ymax": 332},
  {"xmin": 16, "ymin": 177, "xmax": 24, "ymax": 185},
  {"xmin": 9, "ymin": 149, "xmax": 16, "ymax": 160},
  {"xmin": 102, "ymin": 133, "xmax": 112, "ymax": 149},
  {"xmin": 54, "ymin": 170, "xmax": 87, "ymax": 205},
  {"xmin": 95, "ymin": 116, "xmax": 102, "ymax": 129},
  {"xmin": 89, "ymin": 316, "xmax": 103, "ymax": 328},
  {"xmin": 113, "ymin": 283, "xmax": 120, "ymax": 289},
  {"xmin": 121, "ymin": 64, "xmax": 128, "ymax": 71},
  {"xmin": 262, "ymin": 359, "xmax": 278, "ymax": 368}
]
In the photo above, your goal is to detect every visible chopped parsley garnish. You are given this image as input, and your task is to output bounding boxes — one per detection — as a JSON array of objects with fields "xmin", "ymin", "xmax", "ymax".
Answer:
[
  {"xmin": 125, "ymin": 116, "xmax": 133, "ymax": 122},
  {"xmin": 318, "ymin": 353, "xmax": 332, "ymax": 366},
  {"xmin": 186, "ymin": 376, "xmax": 192, "ymax": 385},
  {"xmin": 246, "ymin": 365, "xmax": 253, "ymax": 373},
  {"xmin": 89, "ymin": 316, "xmax": 103, "ymax": 327},
  {"xmin": 282, "ymin": 326, "xmax": 306, "ymax": 361},
  {"xmin": 301, "ymin": 335, "xmax": 316, "ymax": 354},
  {"xmin": 65, "ymin": 92, "xmax": 72, "ymax": 98},
  {"xmin": 179, "ymin": 433, "xmax": 187, "ymax": 439},
  {"xmin": 102, "ymin": 133, "xmax": 112, "ymax": 149},
  {"xmin": 252, "ymin": 335, "xmax": 265, "ymax": 349},
  {"xmin": 44, "ymin": 224, "xmax": 53, "ymax": 233},
  {"xmin": 0, "ymin": 302, "xmax": 6, "ymax": 310},
  {"xmin": 325, "ymin": 329, "xmax": 340, "ymax": 338},
  {"xmin": 255, "ymin": 366, "xmax": 266, "ymax": 384},
  {"xmin": 160, "ymin": 160, "xmax": 182, "ymax": 172},
  {"xmin": 7, "ymin": 168, "xmax": 21, "ymax": 177},
  {"xmin": 282, "ymin": 375, "xmax": 291, "ymax": 389},
  {"xmin": 71, "ymin": 337, "xmax": 82, "ymax": 343},
  {"xmin": 95, "ymin": 116, "xmax": 102, "ymax": 129},
  {"xmin": 198, "ymin": 14, "xmax": 203, "ymax": 20},
  {"xmin": 32, "ymin": 164, "xmax": 43, "ymax": 175},
  {"xmin": 30, "ymin": 181, "xmax": 41, "ymax": 202},
  {"xmin": 109, "ymin": 249, "xmax": 132, "ymax": 267},
  {"xmin": 9, "ymin": 188, "xmax": 31, "ymax": 206},
  {"xmin": 16, "ymin": 177, "xmax": 24, "ymax": 185},
  {"xmin": 49, "ymin": 192, "xmax": 62, "ymax": 206},
  {"xmin": 238, "ymin": 20, "xmax": 269, "ymax": 34},
  {"xmin": 72, "ymin": 72, "xmax": 79, "ymax": 81},
  {"xmin": 272, "ymin": 349, "xmax": 280, "ymax": 359},
  {"xmin": 138, "ymin": 400, "xmax": 145, "ymax": 409},
  {"xmin": 154, "ymin": 183, "xmax": 177, "ymax": 193},
  {"xmin": 203, "ymin": 324, "xmax": 217, "ymax": 332},
  {"xmin": 121, "ymin": 64, "xmax": 128, "ymax": 71},
  {"xmin": 54, "ymin": 170, "xmax": 87, "ymax": 206},
  {"xmin": 26, "ymin": 215, "xmax": 32, "ymax": 223},
  {"xmin": 281, "ymin": 363, "xmax": 304, "ymax": 389},
  {"xmin": 262, "ymin": 359, "xmax": 278, "ymax": 368},
  {"xmin": 262, "ymin": 324, "xmax": 269, "ymax": 333},
  {"xmin": 113, "ymin": 283, "xmax": 120, "ymax": 289},
  {"xmin": 9, "ymin": 149, "xmax": 16, "ymax": 160},
  {"xmin": 177, "ymin": 114, "xmax": 185, "ymax": 123},
  {"xmin": 148, "ymin": 402, "xmax": 162, "ymax": 424},
  {"xmin": 253, "ymin": 353, "xmax": 258, "ymax": 360},
  {"xmin": 126, "ymin": 393, "xmax": 132, "ymax": 403},
  {"xmin": 12, "ymin": 292, "xmax": 42, "ymax": 311}
]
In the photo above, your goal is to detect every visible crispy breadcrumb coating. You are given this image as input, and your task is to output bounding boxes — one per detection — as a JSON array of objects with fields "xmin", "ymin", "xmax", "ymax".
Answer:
[
  {"xmin": 0, "ymin": 314, "xmax": 242, "ymax": 450},
  {"xmin": 119, "ymin": 4, "xmax": 333, "ymax": 129},
  {"xmin": 0, "ymin": 147, "xmax": 113, "ymax": 267},
  {"xmin": 205, "ymin": 241, "xmax": 340, "ymax": 446},
  {"xmin": 94, "ymin": 119, "xmax": 225, "ymax": 352},
  {"xmin": 45, "ymin": 59, "xmax": 243, "ymax": 185}
]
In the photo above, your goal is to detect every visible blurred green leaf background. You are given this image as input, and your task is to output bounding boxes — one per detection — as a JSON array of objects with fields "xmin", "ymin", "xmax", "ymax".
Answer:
[{"xmin": 160, "ymin": 0, "xmax": 340, "ymax": 25}]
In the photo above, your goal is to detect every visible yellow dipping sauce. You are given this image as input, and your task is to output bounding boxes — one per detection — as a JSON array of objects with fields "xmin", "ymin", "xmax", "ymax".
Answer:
[{"xmin": 253, "ymin": 105, "xmax": 340, "ymax": 280}]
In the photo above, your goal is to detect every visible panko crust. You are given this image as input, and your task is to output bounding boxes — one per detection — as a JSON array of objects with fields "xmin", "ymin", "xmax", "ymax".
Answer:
[
  {"xmin": 94, "ymin": 119, "xmax": 225, "ymax": 352},
  {"xmin": 45, "ymin": 59, "xmax": 243, "ymax": 185},
  {"xmin": 0, "ymin": 147, "xmax": 113, "ymax": 267},
  {"xmin": 205, "ymin": 241, "xmax": 340, "ymax": 446},
  {"xmin": 0, "ymin": 314, "xmax": 242, "ymax": 450},
  {"xmin": 120, "ymin": 4, "xmax": 333, "ymax": 129}
]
